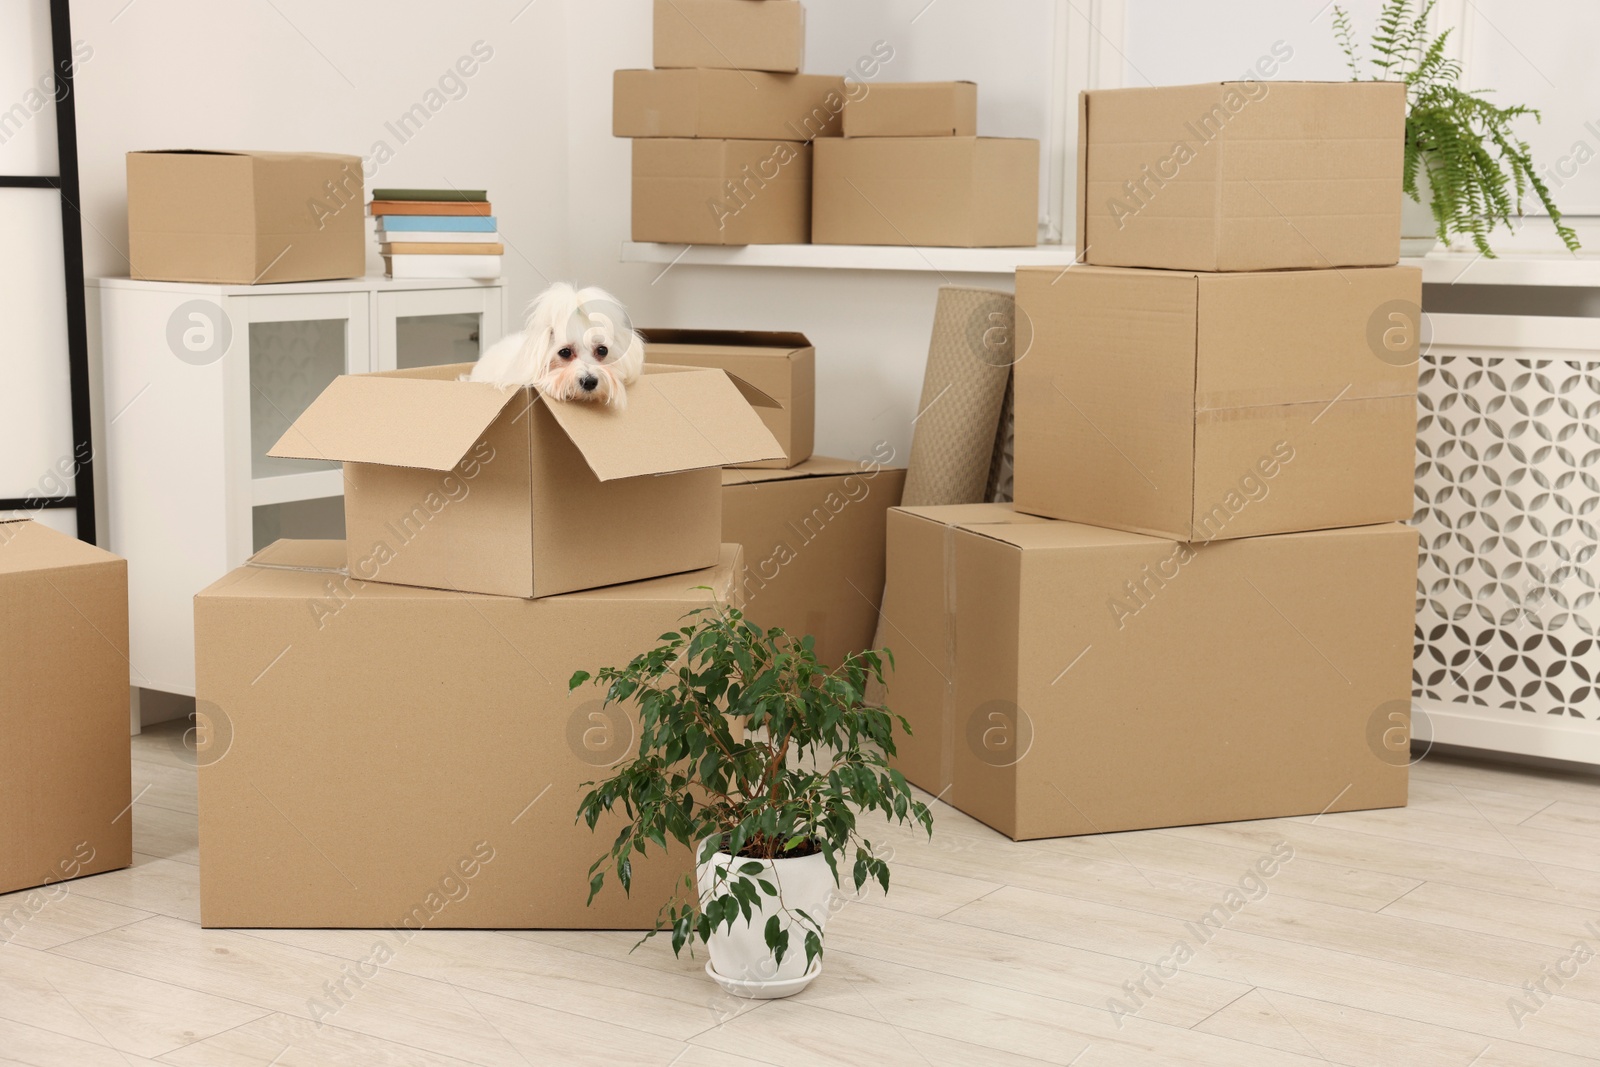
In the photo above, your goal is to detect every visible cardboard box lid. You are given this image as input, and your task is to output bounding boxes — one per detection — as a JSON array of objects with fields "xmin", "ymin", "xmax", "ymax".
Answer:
[
  {"xmin": 269, "ymin": 363, "xmax": 783, "ymax": 480},
  {"xmin": 644, "ymin": 329, "xmax": 812, "ymax": 358},
  {"xmin": 0, "ymin": 519, "xmax": 123, "ymax": 576}
]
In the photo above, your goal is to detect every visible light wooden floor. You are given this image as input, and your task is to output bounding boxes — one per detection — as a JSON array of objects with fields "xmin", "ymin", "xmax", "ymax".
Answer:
[{"xmin": 2, "ymin": 725, "xmax": 1599, "ymax": 1066}]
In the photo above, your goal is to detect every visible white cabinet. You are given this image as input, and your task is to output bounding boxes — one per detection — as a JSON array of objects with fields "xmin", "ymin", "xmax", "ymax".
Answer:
[{"xmin": 90, "ymin": 276, "xmax": 505, "ymax": 698}]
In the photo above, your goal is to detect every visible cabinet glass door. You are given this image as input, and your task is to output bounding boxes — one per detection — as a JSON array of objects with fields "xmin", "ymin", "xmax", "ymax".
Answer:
[
  {"xmin": 230, "ymin": 291, "xmax": 370, "ymax": 558},
  {"xmin": 377, "ymin": 287, "xmax": 505, "ymax": 373}
]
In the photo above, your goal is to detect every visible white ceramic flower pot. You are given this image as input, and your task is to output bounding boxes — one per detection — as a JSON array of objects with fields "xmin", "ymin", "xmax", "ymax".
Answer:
[
  {"xmin": 696, "ymin": 844, "xmax": 835, "ymax": 998},
  {"xmin": 1402, "ymin": 164, "xmax": 1441, "ymax": 257}
]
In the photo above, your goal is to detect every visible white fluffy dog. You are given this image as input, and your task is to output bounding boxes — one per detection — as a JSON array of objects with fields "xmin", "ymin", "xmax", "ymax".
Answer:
[{"xmin": 469, "ymin": 282, "xmax": 644, "ymax": 407}]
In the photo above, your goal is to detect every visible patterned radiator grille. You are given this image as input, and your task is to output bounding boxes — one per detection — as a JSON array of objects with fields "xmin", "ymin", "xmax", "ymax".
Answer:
[{"xmin": 1413, "ymin": 353, "xmax": 1600, "ymax": 720}]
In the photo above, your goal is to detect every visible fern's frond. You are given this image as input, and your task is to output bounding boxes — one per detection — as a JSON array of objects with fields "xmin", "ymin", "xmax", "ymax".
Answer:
[
  {"xmin": 1333, "ymin": 6, "xmax": 1362, "ymax": 80},
  {"xmin": 1340, "ymin": 0, "xmax": 1577, "ymax": 255}
]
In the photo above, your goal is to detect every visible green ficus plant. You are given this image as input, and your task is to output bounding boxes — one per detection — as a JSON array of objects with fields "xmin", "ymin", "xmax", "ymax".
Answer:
[
  {"xmin": 1334, "ymin": 0, "xmax": 1579, "ymax": 256},
  {"xmin": 572, "ymin": 602, "xmax": 933, "ymax": 972}
]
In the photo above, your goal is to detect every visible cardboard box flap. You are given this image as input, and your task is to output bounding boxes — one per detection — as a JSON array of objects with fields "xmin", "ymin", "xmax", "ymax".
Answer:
[
  {"xmin": 722, "ymin": 456, "xmax": 870, "ymax": 486},
  {"xmin": 0, "ymin": 520, "xmax": 121, "ymax": 576},
  {"xmin": 268, "ymin": 375, "xmax": 520, "ymax": 472},
  {"xmin": 543, "ymin": 367, "xmax": 784, "ymax": 481}
]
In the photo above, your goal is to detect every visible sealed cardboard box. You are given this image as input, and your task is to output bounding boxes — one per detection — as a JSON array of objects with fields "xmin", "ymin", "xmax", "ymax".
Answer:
[
  {"xmin": 1077, "ymin": 81, "xmax": 1405, "ymax": 271},
  {"xmin": 127, "ymin": 150, "xmax": 365, "ymax": 283},
  {"xmin": 1013, "ymin": 264, "xmax": 1420, "ymax": 541},
  {"xmin": 195, "ymin": 539, "xmax": 743, "ymax": 928},
  {"xmin": 0, "ymin": 520, "xmax": 132, "ymax": 896},
  {"xmin": 879, "ymin": 505, "xmax": 1415, "ymax": 840},
  {"xmin": 644, "ymin": 329, "xmax": 814, "ymax": 467},
  {"xmin": 268, "ymin": 363, "xmax": 782, "ymax": 598},
  {"xmin": 843, "ymin": 81, "xmax": 977, "ymax": 137},
  {"xmin": 633, "ymin": 139, "xmax": 811, "ymax": 246},
  {"xmin": 654, "ymin": 0, "xmax": 805, "ymax": 74},
  {"xmin": 614, "ymin": 69, "xmax": 846, "ymax": 141},
  {"xmin": 813, "ymin": 137, "xmax": 1038, "ymax": 247},
  {"xmin": 724, "ymin": 455, "xmax": 906, "ymax": 667}
]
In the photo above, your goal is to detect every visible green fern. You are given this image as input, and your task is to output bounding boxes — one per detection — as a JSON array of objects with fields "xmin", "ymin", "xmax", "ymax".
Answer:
[{"xmin": 1332, "ymin": 0, "xmax": 1579, "ymax": 257}]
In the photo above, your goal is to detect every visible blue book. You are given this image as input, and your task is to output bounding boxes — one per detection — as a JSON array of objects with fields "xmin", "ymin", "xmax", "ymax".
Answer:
[{"xmin": 376, "ymin": 215, "xmax": 498, "ymax": 233}]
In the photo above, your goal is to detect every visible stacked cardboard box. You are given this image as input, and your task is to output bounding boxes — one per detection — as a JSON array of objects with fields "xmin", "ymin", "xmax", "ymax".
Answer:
[
  {"xmin": 194, "ymin": 362, "xmax": 788, "ymax": 927},
  {"xmin": 372, "ymin": 188, "xmax": 503, "ymax": 279},
  {"xmin": 0, "ymin": 520, "xmax": 132, "ymax": 896},
  {"xmin": 126, "ymin": 150, "xmax": 365, "ymax": 283},
  {"xmin": 816, "ymin": 82, "xmax": 1039, "ymax": 247},
  {"xmin": 880, "ymin": 81, "xmax": 1423, "ymax": 839},
  {"xmin": 617, "ymin": 1, "xmax": 839, "ymax": 245}
]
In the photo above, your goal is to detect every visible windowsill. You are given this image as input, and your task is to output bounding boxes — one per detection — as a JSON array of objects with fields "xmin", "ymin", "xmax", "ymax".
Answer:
[{"xmin": 622, "ymin": 242, "xmax": 1600, "ymax": 285}]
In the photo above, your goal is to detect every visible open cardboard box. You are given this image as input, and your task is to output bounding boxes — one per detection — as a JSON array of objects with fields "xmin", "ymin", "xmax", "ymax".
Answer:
[
  {"xmin": 879, "ymin": 505, "xmax": 1416, "ymax": 840},
  {"xmin": 643, "ymin": 329, "xmax": 814, "ymax": 468},
  {"xmin": 195, "ymin": 539, "xmax": 743, "ymax": 928},
  {"xmin": 269, "ymin": 363, "xmax": 783, "ymax": 598},
  {"xmin": 0, "ymin": 520, "xmax": 132, "ymax": 895}
]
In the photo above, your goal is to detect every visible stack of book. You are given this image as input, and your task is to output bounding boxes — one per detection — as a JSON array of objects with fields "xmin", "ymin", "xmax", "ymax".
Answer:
[{"xmin": 371, "ymin": 188, "xmax": 503, "ymax": 279}]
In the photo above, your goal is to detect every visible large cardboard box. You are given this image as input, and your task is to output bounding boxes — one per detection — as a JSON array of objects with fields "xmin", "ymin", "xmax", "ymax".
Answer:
[
  {"xmin": 1013, "ymin": 264, "xmax": 1420, "ymax": 541},
  {"xmin": 723, "ymin": 456, "xmax": 906, "ymax": 667},
  {"xmin": 268, "ymin": 363, "xmax": 782, "ymax": 598},
  {"xmin": 644, "ymin": 329, "xmax": 814, "ymax": 468},
  {"xmin": 633, "ymin": 140, "xmax": 812, "ymax": 246},
  {"xmin": 880, "ymin": 505, "xmax": 1416, "ymax": 840},
  {"xmin": 1077, "ymin": 81, "xmax": 1405, "ymax": 271},
  {"xmin": 812, "ymin": 137, "xmax": 1038, "ymax": 247},
  {"xmin": 614, "ymin": 70, "xmax": 846, "ymax": 141},
  {"xmin": 127, "ymin": 150, "xmax": 365, "ymax": 283},
  {"xmin": 653, "ymin": 0, "xmax": 805, "ymax": 74},
  {"xmin": 843, "ymin": 82, "xmax": 977, "ymax": 137},
  {"xmin": 0, "ymin": 520, "xmax": 132, "ymax": 896},
  {"xmin": 195, "ymin": 539, "xmax": 743, "ymax": 928}
]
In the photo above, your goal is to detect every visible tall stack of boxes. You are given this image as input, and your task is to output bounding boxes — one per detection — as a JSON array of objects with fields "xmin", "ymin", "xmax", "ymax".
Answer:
[
  {"xmin": 192, "ymin": 362, "xmax": 787, "ymax": 927},
  {"xmin": 880, "ymin": 80, "xmax": 1424, "ymax": 840},
  {"xmin": 616, "ymin": 0, "xmax": 839, "ymax": 245}
]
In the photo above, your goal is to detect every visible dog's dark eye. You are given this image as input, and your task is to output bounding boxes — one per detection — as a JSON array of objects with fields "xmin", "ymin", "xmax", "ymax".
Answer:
[
  {"xmin": 558, "ymin": 347, "xmax": 574, "ymax": 360},
  {"xmin": 594, "ymin": 345, "xmax": 609, "ymax": 359}
]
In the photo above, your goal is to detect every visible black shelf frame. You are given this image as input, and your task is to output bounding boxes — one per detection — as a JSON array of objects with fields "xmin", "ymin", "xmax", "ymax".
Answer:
[{"xmin": 1, "ymin": 0, "xmax": 95, "ymax": 542}]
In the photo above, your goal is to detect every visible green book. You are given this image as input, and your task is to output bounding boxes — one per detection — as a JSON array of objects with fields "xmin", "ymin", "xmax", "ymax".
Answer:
[{"xmin": 371, "ymin": 188, "xmax": 487, "ymax": 202}]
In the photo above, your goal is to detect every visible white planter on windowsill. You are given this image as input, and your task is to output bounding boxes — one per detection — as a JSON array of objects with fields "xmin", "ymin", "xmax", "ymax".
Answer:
[{"xmin": 1402, "ymin": 166, "xmax": 1442, "ymax": 257}]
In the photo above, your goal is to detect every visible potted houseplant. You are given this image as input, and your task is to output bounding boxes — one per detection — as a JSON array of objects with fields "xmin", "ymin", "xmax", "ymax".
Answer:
[
  {"xmin": 572, "ymin": 603, "xmax": 933, "ymax": 999},
  {"xmin": 1334, "ymin": 0, "xmax": 1579, "ymax": 257}
]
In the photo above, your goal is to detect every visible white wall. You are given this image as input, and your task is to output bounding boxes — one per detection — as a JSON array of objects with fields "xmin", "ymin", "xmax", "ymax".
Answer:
[
  {"xmin": 48, "ymin": 0, "xmax": 1600, "ymax": 488},
  {"xmin": 70, "ymin": 0, "xmax": 570, "ymax": 302}
]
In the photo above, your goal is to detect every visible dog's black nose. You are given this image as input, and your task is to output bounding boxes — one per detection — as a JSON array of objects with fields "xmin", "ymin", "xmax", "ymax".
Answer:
[{"xmin": 580, "ymin": 375, "xmax": 599, "ymax": 391}]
